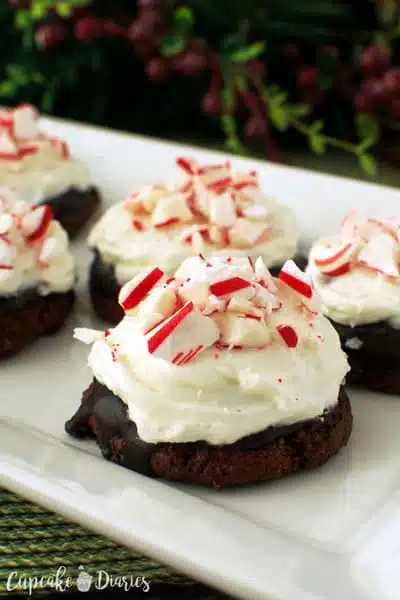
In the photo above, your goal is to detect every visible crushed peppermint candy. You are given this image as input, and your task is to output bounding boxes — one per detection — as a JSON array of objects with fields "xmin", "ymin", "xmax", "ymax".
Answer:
[
  {"xmin": 312, "ymin": 213, "xmax": 400, "ymax": 281},
  {"xmin": 123, "ymin": 157, "xmax": 275, "ymax": 250},
  {"xmin": 0, "ymin": 104, "xmax": 70, "ymax": 163},
  {"xmin": 74, "ymin": 255, "xmax": 325, "ymax": 368}
]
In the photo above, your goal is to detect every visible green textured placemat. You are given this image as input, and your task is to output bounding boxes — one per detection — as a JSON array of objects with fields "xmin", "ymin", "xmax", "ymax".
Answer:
[{"xmin": 0, "ymin": 489, "xmax": 228, "ymax": 598}]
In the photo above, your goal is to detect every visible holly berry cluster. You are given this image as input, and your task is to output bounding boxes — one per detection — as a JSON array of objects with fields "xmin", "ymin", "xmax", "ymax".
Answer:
[{"xmin": 4, "ymin": 0, "xmax": 400, "ymax": 172}]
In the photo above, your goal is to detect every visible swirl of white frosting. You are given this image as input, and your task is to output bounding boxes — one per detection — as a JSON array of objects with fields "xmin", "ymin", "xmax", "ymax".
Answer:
[
  {"xmin": 307, "ymin": 214, "xmax": 400, "ymax": 326},
  {"xmin": 0, "ymin": 189, "xmax": 75, "ymax": 295},
  {"xmin": 0, "ymin": 105, "xmax": 92, "ymax": 204},
  {"xmin": 75, "ymin": 255, "xmax": 348, "ymax": 445},
  {"xmin": 89, "ymin": 158, "xmax": 298, "ymax": 283}
]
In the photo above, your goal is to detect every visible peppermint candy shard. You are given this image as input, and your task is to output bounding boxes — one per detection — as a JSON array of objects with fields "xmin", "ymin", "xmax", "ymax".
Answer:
[
  {"xmin": 209, "ymin": 192, "xmax": 236, "ymax": 227},
  {"xmin": 279, "ymin": 260, "xmax": 313, "ymax": 298},
  {"xmin": 0, "ymin": 237, "xmax": 16, "ymax": 268},
  {"xmin": 176, "ymin": 157, "xmax": 198, "ymax": 175},
  {"xmin": 146, "ymin": 302, "xmax": 219, "ymax": 365},
  {"xmin": 118, "ymin": 267, "xmax": 164, "ymax": 313},
  {"xmin": 0, "ymin": 130, "xmax": 19, "ymax": 159},
  {"xmin": 0, "ymin": 214, "xmax": 13, "ymax": 235},
  {"xmin": 313, "ymin": 242, "xmax": 355, "ymax": 277},
  {"xmin": 22, "ymin": 205, "xmax": 54, "ymax": 243},
  {"xmin": 49, "ymin": 137, "xmax": 70, "ymax": 160},
  {"xmin": 13, "ymin": 104, "xmax": 39, "ymax": 141},
  {"xmin": 357, "ymin": 233, "xmax": 399, "ymax": 278},
  {"xmin": 209, "ymin": 277, "xmax": 251, "ymax": 298},
  {"xmin": 276, "ymin": 324, "xmax": 298, "ymax": 348}
]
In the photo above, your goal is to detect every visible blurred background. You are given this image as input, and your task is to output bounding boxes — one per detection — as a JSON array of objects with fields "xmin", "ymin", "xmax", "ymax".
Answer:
[{"xmin": 1, "ymin": 0, "xmax": 399, "ymax": 181}]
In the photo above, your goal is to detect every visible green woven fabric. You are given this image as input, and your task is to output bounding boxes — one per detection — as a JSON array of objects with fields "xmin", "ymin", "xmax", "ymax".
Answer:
[{"xmin": 0, "ymin": 489, "xmax": 228, "ymax": 599}]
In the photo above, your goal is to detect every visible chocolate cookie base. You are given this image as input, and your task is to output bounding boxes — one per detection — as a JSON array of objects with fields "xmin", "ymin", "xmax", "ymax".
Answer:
[
  {"xmin": 0, "ymin": 289, "xmax": 75, "ymax": 360},
  {"xmin": 66, "ymin": 380, "xmax": 352, "ymax": 490},
  {"xmin": 332, "ymin": 320, "xmax": 400, "ymax": 395},
  {"xmin": 89, "ymin": 251, "xmax": 308, "ymax": 325},
  {"xmin": 40, "ymin": 186, "xmax": 101, "ymax": 238}
]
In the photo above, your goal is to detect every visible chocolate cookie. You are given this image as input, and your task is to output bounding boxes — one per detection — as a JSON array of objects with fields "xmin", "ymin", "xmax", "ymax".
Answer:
[
  {"xmin": 0, "ymin": 289, "xmax": 75, "ymax": 359},
  {"xmin": 332, "ymin": 320, "xmax": 400, "ymax": 395},
  {"xmin": 41, "ymin": 186, "xmax": 101, "ymax": 238},
  {"xmin": 89, "ymin": 252, "xmax": 308, "ymax": 325},
  {"xmin": 66, "ymin": 380, "xmax": 352, "ymax": 490}
]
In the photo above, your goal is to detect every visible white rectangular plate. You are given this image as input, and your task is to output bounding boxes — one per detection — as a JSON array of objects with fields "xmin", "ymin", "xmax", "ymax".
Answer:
[{"xmin": 1, "ymin": 118, "xmax": 400, "ymax": 600}]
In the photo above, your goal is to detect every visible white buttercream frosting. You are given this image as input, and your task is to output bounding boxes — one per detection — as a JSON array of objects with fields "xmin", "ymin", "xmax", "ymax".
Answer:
[
  {"xmin": 0, "ymin": 105, "xmax": 92, "ymax": 204},
  {"xmin": 307, "ymin": 214, "xmax": 400, "ymax": 326},
  {"xmin": 75, "ymin": 255, "xmax": 349, "ymax": 445},
  {"xmin": 0, "ymin": 188, "xmax": 75, "ymax": 295},
  {"xmin": 89, "ymin": 158, "xmax": 298, "ymax": 283}
]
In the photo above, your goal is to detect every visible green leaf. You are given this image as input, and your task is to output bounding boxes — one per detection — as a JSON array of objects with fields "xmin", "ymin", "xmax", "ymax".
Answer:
[
  {"xmin": 309, "ymin": 134, "xmax": 326, "ymax": 154},
  {"xmin": 359, "ymin": 153, "xmax": 377, "ymax": 176},
  {"xmin": 356, "ymin": 114, "xmax": 380, "ymax": 146},
  {"xmin": 222, "ymin": 87, "xmax": 235, "ymax": 112},
  {"xmin": 0, "ymin": 81, "xmax": 16, "ymax": 97},
  {"xmin": 269, "ymin": 106, "xmax": 289, "ymax": 131},
  {"xmin": 31, "ymin": 2, "xmax": 48, "ymax": 20},
  {"xmin": 221, "ymin": 114, "xmax": 236, "ymax": 136},
  {"xmin": 15, "ymin": 10, "xmax": 31, "ymax": 29},
  {"xmin": 309, "ymin": 119, "xmax": 323, "ymax": 134},
  {"xmin": 160, "ymin": 35, "xmax": 185, "ymax": 57},
  {"xmin": 289, "ymin": 103, "xmax": 310, "ymax": 117},
  {"xmin": 173, "ymin": 6, "xmax": 194, "ymax": 34},
  {"xmin": 41, "ymin": 87, "xmax": 56, "ymax": 113},
  {"xmin": 56, "ymin": 2, "xmax": 72, "ymax": 18},
  {"xmin": 231, "ymin": 41, "xmax": 265, "ymax": 63}
]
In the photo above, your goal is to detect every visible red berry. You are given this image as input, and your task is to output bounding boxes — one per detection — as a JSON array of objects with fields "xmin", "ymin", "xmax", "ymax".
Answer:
[
  {"xmin": 297, "ymin": 66, "xmax": 318, "ymax": 89},
  {"xmin": 174, "ymin": 50, "xmax": 208, "ymax": 76},
  {"xmin": 245, "ymin": 116, "xmax": 267, "ymax": 142},
  {"xmin": 362, "ymin": 78, "xmax": 388, "ymax": 107},
  {"xmin": 382, "ymin": 68, "xmax": 400, "ymax": 97},
  {"xmin": 389, "ymin": 97, "xmax": 400, "ymax": 119},
  {"xmin": 74, "ymin": 17, "xmax": 105, "ymax": 41},
  {"xmin": 201, "ymin": 91, "xmax": 222, "ymax": 116},
  {"xmin": 146, "ymin": 57, "xmax": 169, "ymax": 82},
  {"xmin": 361, "ymin": 45, "xmax": 389, "ymax": 76},
  {"xmin": 35, "ymin": 22, "xmax": 66, "ymax": 49},
  {"xmin": 354, "ymin": 92, "xmax": 375, "ymax": 114}
]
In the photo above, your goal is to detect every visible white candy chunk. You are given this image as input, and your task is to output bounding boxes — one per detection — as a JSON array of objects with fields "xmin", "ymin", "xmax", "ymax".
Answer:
[
  {"xmin": 152, "ymin": 192, "xmax": 192, "ymax": 226},
  {"xmin": 74, "ymin": 328, "xmax": 104, "ymax": 344},
  {"xmin": 20, "ymin": 206, "xmax": 46, "ymax": 237},
  {"xmin": 0, "ymin": 238, "xmax": 16, "ymax": 267},
  {"xmin": 358, "ymin": 232, "xmax": 399, "ymax": 277},
  {"xmin": 227, "ymin": 296, "xmax": 255, "ymax": 314},
  {"xmin": 208, "ymin": 225, "xmax": 225, "ymax": 245},
  {"xmin": 228, "ymin": 218, "xmax": 268, "ymax": 248},
  {"xmin": 255, "ymin": 256, "xmax": 277, "ymax": 292},
  {"xmin": 241, "ymin": 203, "xmax": 269, "ymax": 220},
  {"xmin": 13, "ymin": 105, "xmax": 40, "ymax": 141},
  {"xmin": 214, "ymin": 313, "xmax": 270, "ymax": 347},
  {"xmin": 146, "ymin": 306, "xmax": 219, "ymax": 365},
  {"xmin": 179, "ymin": 279, "xmax": 210, "ymax": 308},
  {"xmin": 137, "ymin": 287, "xmax": 177, "ymax": 322},
  {"xmin": 0, "ymin": 213, "xmax": 13, "ymax": 234},
  {"xmin": 196, "ymin": 163, "xmax": 230, "ymax": 187},
  {"xmin": 202, "ymin": 294, "xmax": 227, "ymax": 315},
  {"xmin": 39, "ymin": 236, "xmax": 63, "ymax": 263},
  {"xmin": 0, "ymin": 131, "xmax": 18, "ymax": 156},
  {"xmin": 253, "ymin": 283, "xmax": 281, "ymax": 313},
  {"xmin": 192, "ymin": 186, "xmax": 211, "ymax": 217},
  {"xmin": 240, "ymin": 186, "xmax": 265, "ymax": 203},
  {"xmin": 209, "ymin": 192, "xmax": 236, "ymax": 227},
  {"xmin": 118, "ymin": 266, "xmax": 164, "ymax": 315}
]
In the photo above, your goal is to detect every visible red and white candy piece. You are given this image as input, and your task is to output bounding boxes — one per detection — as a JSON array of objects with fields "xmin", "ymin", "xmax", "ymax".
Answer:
[
  {"xmin": 18, "ymin": 144, "xmax": 39, "ymax": 158},
  {"xmin": 255, "ymin": 256, "xmax": 276, "ymax": 292},
  {"xmin": 73, "ymin": 328, "xmax": 104, "ymax": 344},
  {"xmin": 313, "ymin": 242, "xmax": 355, "ymax": 277},
  {"xmin": 21, "ymin": 205, "xmax": 53, "ymax": 243},
  {"xmin": 209, "ymin": 191, "xmax": 236, "ymax": 227},
  {"xmin": 146, "ymin": 301, "xmax": 219, "ymax": 365},
  {"xmin": 0, "ymin": 111, "xmax": 14, "ymax": 137},
  {"xmin": 136, "ymin": 286, "xmax": 177, "ymax": 330},
  {"xmin": 279, "ymin": 260, "xmax": 313, "ymax": 298},
  {"xmin": 152, "ymin": 193, "xmax": 192, "ymax": 228},
  {"xmin": 215, "ymin": 313, "xmax": 270, "ymax": 348},
  {"xmin": 232, "ymin": 171, "xmax": 258, "ymax": 190},
  {"xmin": 118, "ymin": 267, "xmax": 164, "ymax": 314},
  {"xmin": 39, "ymin": 235, "xmax": 63, "ymax": 263},
  {"xmin": 228, "ymin": 218, "xmax": 269, "ymax": 248},
  {"xmin": 357, "ymin": 233, "xmax": 399, "ymax": 278},
  {"xmin": 276, "ymin": 324, "xmax": 298, "ymax": 348},
  {"xmin": 209, "ymin": 276, "xmax": 251, "ymax": 298},
  {"xmin": 179, "ymin": 278, "xmax": 210, "ymax": 308},
  {"xmin": 196, "ymin": 162, "xmax": 231, "ymax": 192},
  {"xmin": 176, "ymin": 157, "xmax": 198, "ymax": 175},
  {"xmin": 13, "ymin": 104, "xmax": 40, "ymax": 141}
]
